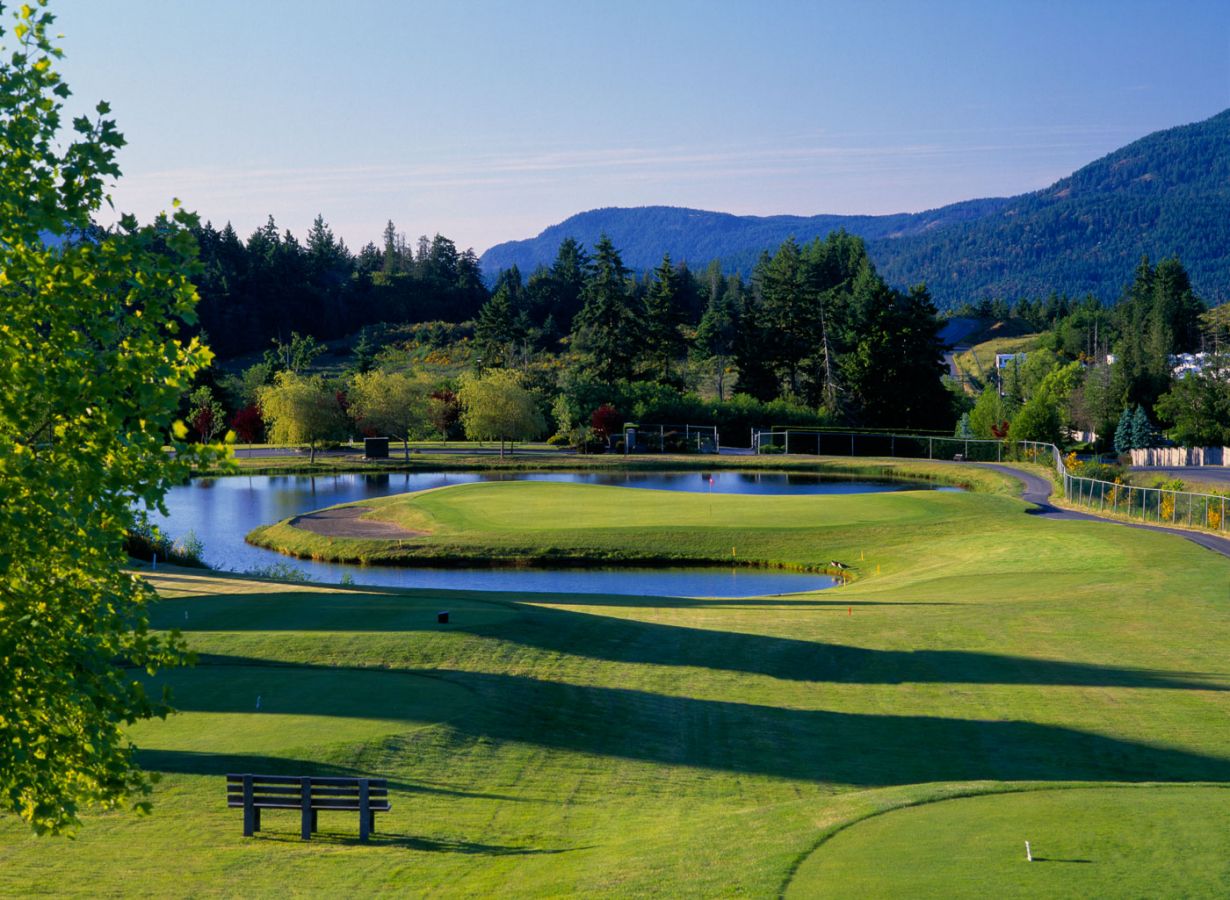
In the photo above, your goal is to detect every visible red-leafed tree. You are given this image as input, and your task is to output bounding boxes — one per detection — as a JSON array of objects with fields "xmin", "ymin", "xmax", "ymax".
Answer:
[
  {"xmin": 230, "ymin": 404, "xmax": 264, "ymax": 443},
  {"xmin": 591, "ymin": 404, "xmax": 621, "ymax": 446}
]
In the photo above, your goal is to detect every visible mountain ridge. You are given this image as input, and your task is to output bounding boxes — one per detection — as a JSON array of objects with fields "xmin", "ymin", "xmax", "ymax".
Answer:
[{"xmin": 479, "ymin": 109, "xmax": 1230, "ymax": 307}]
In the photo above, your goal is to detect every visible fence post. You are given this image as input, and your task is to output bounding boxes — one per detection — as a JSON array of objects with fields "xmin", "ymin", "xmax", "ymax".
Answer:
[
  {"xmin": 851, "ymin": 433, "xmax": 855, "ymax": 457},
  {"xmin": 928, "ymin": 437, "xmax": 933, "ymax": 460},
  {"xmin": 785, "ymin": 432, "xmax": 790, "ymax": 455}
]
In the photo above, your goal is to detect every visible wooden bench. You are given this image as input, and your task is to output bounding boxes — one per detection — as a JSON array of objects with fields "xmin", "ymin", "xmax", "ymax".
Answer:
[{"xmin": 226, "ymin": 774, "xmax": 391, "ymax": 841}]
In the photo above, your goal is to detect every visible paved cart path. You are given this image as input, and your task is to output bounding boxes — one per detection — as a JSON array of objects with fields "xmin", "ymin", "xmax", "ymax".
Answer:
[{"xmin": 977, "ymin": 463, "xmax": 1230, "ymax": 560}]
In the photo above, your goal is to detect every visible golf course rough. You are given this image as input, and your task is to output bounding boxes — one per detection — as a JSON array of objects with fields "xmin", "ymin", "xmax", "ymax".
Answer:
[{"xmin": 1, "ymin": 472, "xmax": 1227, "ymax": 896}]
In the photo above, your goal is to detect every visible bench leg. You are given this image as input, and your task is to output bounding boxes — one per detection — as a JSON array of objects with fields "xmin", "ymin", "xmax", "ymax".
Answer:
[
  {"xmin": 242, "ymin": 775, "xmax": 255, "ymax": 837},
  {"xmin": 301, "ymin": 777, "xmax": 312, "ymax": 841},
  {"xmin": 359, "ymin": 779, "xmax": 371, "ymax": 842},
  {"xmin": 253, "ymin": 807, "xmax": 261, "ymax": 833}
]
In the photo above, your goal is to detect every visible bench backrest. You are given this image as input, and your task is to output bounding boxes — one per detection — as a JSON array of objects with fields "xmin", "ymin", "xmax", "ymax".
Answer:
[{"xmin": 226, "ymin": 774, "xmax": 390, "ymax": 808}]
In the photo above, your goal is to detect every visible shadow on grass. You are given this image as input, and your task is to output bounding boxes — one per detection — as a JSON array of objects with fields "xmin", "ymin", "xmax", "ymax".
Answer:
[
  {"xmin": 165, "ymin": 658, "xmax": 1230, "ymax": 788},
  {"xmin": 151, "ymin": 589, "xmax": 947, "ymax": 626},
  {"xmin": 158, "ymin": 592, "xmax": 1227, "ymax": 692},
  {"xmin": 1033, "ymin": 857, "xmax": 1094, "ymax": 864},
  {"xmin": 450, "ymin": 605, "xmax": 1228, "ymax": 692},
  {"xmin": 252, "ymin": 830, "xmax": 582, "ymax": 854}
]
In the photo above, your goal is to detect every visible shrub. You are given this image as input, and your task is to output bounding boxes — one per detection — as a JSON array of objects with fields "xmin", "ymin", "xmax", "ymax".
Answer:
[
  {"xmin": 243, "ymin": 562, "xmax": 314, "ymax": 582},
  {"xmin": 124, "ymin": 522, "xmax": 206, "ymax": 568}
]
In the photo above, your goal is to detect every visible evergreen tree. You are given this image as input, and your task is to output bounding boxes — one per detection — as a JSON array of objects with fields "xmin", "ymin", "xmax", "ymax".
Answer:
[
  {"xmin": 1130, "ymin": 404, "xmax": 1157, "ymax": 448},
  {"xmin": 474, "ymin": 285, "xmax": 518, "ymax": 367},
  {"xmin": 1113, "ymin": 407, "xmax": 1134, "ymax": 453},
  {"xmin": 571, "ymin": 235, "xmax": 642, "ymax": 383},
  {"xmin": 379, "ymin": 220, "xmax": 400, "ymax": 280},
  {"xmin": 542, "ymin": 237, "xmax": 589, "ymax": 332},
  {"xmin": 642, "ymin": 253, "xmax": 687, "ymax": 383},
  {"xmin": 693, "ymin": 280, "xmax": 740, "ymax": 401},
  {"xmin": 754, "ymin": 238, "xmax": 813, "ymax": 397},
  {"xmin": 351, "ymin": 329, "xmax": 377, "ymax": 375}
]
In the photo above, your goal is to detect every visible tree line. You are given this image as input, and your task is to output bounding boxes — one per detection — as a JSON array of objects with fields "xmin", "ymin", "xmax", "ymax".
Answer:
[
  {"xmin": 186, "ymin": 213, "xmax": 1225, "ymax": 452},
  {"xmin": 192, "ymin": 216, "xmax": 486, "ymax": 357}
]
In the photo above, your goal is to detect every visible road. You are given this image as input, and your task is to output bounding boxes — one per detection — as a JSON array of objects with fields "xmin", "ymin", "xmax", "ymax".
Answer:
[
  {"xmin": 1130, "ymin": 466, "xmax": 1230, "ymax": 486},
  {"xmin": 978, "ymin": 463, "xmax": 1230, "ymax": 559},
  {"xmin": 939, "ymin": 316, "xmax": 980, "ymax": 383}
]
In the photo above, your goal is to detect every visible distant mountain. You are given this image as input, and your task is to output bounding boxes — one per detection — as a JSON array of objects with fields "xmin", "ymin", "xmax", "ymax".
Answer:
[{"xmin": 480, "ymin": 109, "xmax": 1230, "ymax": 307}]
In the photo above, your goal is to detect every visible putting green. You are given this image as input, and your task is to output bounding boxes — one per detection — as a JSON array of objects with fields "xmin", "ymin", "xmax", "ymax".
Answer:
[{"xmin": 787, "ymin": 785, "xmax": 1230, "ymax": 897}]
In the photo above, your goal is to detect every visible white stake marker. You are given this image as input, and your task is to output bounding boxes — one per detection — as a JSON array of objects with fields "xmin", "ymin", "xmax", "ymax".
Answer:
[{"xmin": 1025, "ymin": 840, "xmax": 1032, "ymax": 862}]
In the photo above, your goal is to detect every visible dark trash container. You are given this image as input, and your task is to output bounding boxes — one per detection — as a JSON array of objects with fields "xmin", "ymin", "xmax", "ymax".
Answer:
[
  {"xmin": 364, "ymin": 437, "xmax": 389, "ymax": 459},
  {"xmin": 437, "ymin": 611, "xmax": 450, "ymax": 624}
]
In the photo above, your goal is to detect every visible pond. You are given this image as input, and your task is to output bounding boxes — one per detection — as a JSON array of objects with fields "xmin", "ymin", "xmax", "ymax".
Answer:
[{"xmin": 149, "ymin": 471, "xmax": 945, "ymax": 597}]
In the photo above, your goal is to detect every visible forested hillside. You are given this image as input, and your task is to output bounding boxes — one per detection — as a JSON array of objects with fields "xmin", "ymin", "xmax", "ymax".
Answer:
[{"xmin": 480, "ymin": 109, "xmax": 1230, "ymax": 307}]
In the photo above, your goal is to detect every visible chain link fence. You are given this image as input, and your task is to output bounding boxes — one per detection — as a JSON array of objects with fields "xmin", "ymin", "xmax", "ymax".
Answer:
[
  {"xmin": 753, "ymin": 430, "xmax": 1228, "ymax": 535},
  {"xmin": 1019, "ymin": 440, "xmax": 1228, "ymax": 534}
]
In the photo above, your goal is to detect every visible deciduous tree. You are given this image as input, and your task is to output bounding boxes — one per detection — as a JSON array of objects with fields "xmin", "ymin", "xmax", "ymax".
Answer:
[
  {"xmin": 0, "ymin": 2, "xmax": 223, "ymax": 833},
  {"xmin": 348, "ymin": 369, "xmax": 432, "ymax": 459},
  {"xmin": 457, "ymin": 369, "xmax": 545, "ymax": 458},
  {"xmin": 257, "ymin": 372, "xmax": 347, "ymax": 462}
]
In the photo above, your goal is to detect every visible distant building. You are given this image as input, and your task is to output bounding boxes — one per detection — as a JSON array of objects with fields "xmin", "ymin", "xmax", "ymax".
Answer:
[
  {"xmin": 995, "ymin": 352, "xmax": 1027, "ymax": 369},
  {"xmin": 1171, "ymin": 352, "xmax": 1225, "ymax": 379}
]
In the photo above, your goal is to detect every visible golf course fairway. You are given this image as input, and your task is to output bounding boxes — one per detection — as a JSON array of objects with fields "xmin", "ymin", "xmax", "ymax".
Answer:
[{"xmin": 1, "ymin": 474, "xmax": 1226, "ymax": 896}]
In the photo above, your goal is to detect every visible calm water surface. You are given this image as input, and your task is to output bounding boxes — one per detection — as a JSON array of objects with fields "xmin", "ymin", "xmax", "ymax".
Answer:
[{"xmin": 150, "ymin": 471, "xmax": 943, "ymax": 596}]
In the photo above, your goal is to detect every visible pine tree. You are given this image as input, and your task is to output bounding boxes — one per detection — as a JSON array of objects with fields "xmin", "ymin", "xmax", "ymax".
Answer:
[
  {"xmin": 954, "ymin": 412, "xmax": 973, "ymax": 439},
  {"xmin": 1113, "ymin": 407, "xmax": 1134, "ymax": 453},
  {"xmin": 474, "ymin": 285, "xmax": 517, "ymax": 367},
  {"xmin": 1130, "ymin": 404, "xmax": 1157, "ymax": 449},
  {"xmin": 693, "ymin": 284, "xmax": 740, "ymax": 401},
  {"xmin": 642, "ymin": 253, "xmax": 687, "ymax": 383},
  {"xmin": 571, "ymin": 235, "xmax": 642, "ymax": 383}
]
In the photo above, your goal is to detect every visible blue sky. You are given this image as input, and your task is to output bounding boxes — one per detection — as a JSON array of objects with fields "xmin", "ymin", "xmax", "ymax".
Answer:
[{"xmin": 49, "ymin": 0, "xmax": 1230, "ymax": 253}]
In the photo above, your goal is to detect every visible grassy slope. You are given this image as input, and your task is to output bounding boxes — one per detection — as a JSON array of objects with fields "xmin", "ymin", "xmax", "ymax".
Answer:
[
  {"xmin": 1, "ymin": 483, "xmax": 1228, "ymax": 896},
  {"xmin": 954, "ymin": 333, "xmax": 1042, "ymax": 390}
]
